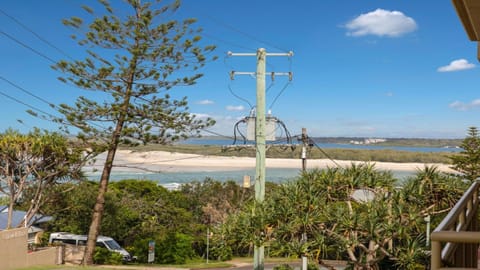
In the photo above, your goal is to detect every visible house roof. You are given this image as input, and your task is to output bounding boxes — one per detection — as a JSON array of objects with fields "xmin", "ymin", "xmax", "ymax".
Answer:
[{"xmin": 0, "ymin": 205, "xmax": 53, "ymax": 230}]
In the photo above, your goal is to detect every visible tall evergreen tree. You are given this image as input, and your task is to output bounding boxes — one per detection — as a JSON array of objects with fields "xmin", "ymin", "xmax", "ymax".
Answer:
[
  {"xmin": 450, "ymin": 127, "xmax": 480, "ymax": 181},
  {"xmin": 51, "ymin": 0, "xmax": 216, "ymax": 264}
]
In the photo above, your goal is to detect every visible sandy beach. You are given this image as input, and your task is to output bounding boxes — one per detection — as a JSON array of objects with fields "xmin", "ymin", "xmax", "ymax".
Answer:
[{"xmin": 84, "ymin": 150, "xmax": 456, "ymax": 174}]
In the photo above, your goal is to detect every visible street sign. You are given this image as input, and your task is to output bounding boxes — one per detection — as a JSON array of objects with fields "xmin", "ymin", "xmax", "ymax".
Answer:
[{"xmin": 148, "ymin": 240, "xmax": 155, "ymax": 263}]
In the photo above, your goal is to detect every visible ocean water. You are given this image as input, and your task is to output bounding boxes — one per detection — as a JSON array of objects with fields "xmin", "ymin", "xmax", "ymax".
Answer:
[
  {"xmin": 88, "ymin": 168, "xmax": 416, "ymax": 189},
  {"xmin": 87, "ymin": 139, "xmax": 453, "ymax": 189}
]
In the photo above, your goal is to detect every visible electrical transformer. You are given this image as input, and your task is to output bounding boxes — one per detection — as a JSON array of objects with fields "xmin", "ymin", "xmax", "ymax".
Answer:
[{"xmin": 246, "ymin": 116, "xmax": 276, "ymax": 141}]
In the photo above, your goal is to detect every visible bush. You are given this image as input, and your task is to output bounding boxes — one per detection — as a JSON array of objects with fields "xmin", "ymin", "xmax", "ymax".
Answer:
[
  {"xmin": 129, "ymin": 238, "xmax": 151, "ymax": 263},
  {"xmin": 273, "ymin": 264, "xmax": 294, "ymax": 270},
  {"xmin": 208, "ymin": 242, "xmax": 232, "ymax": 261},
  {"xmin": 157, "ymin": 232, "xmax": 196, "ymax": 264},
  {"xmin": 93, "ymin": 247, "xmax": 123, "ymax": 265}
]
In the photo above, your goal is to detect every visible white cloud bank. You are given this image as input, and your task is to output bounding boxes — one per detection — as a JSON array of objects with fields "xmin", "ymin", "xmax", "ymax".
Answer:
[
  {"xmin": 437, "ymin": 59, "xmax": 475, "ymax": 72},
  {"xmin": 226, "ymin": 105, "xmax": 245, "ymax": 111},
  {"xmin": 449, "ymin": 99, "xmax": 480, "ymax": 111},
  {"xmin": 196, "ymin": 99, "xmax": 214, "ymax": 105},
  {"xmin": 345, "ymin": 9, "xmax": 417, "ymax": 37}
]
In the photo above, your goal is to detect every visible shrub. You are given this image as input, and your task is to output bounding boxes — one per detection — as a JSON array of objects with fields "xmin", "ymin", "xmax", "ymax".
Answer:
[
  {"xmin": 273, "ymin": 264, "xmax": 294, "ymax": 270},
  {"xmin": 157, "ymin": 232, "xmax": 196, "ymax": 264},
  {"xmin": 93, "ymin": 247, "xmax": 123, "ymax": 265},
  {"xmin": 208, "ymin": 242, "xmax": 232, "ymax": 261},
  {"xmin": 129, "ymin": 238, "xmax": 151, "ymax": 263}
]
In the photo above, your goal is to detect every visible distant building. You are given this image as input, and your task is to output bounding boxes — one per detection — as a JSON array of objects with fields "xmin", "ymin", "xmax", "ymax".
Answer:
[
  {"xmin": 349, "ymin": 138, "xmax": 387, "ymax": 145},
  {"xmin": 0, "ymin": 206, "xmax": 53, "ymax": 244}
]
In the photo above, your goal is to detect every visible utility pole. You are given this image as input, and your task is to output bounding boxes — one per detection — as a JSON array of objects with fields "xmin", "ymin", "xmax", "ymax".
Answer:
[{"xmin": 229, "ymin": 48, "xmax": 293, "ymax": 270}]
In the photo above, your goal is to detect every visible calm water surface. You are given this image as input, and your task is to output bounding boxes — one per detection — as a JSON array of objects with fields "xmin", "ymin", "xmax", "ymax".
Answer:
[
  {"xmin": 87, "ymin": 139, "xmax": 453, "ymax": 188},
  {"xmin": 88, "ymin": 168, "xmax": 416, "ymax": 189}
]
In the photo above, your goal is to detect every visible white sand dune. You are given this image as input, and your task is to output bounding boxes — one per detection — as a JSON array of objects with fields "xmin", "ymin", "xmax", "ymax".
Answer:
[{"xmin": 83, "ymin": 150, "xmax": 456, "ymax": 174}]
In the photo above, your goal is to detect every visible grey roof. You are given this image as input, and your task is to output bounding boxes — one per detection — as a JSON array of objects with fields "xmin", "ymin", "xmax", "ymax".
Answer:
[{"xmin": 0, "ymin": 205, "xmax": 53, "ymax": 230}]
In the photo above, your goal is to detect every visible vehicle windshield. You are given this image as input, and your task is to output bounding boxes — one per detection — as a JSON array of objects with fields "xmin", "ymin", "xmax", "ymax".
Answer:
[{"xmin": 104, "ymin": 240, "xmax": 122, "ymax": 250}]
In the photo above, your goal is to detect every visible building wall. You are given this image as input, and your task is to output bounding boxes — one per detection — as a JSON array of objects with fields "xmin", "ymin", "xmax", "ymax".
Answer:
[
  {"xmin": 0, "ymin": 228, "xmax": 28, "ymax": 270},
  {"xmin": 0, "ymin": 228, "xmax": 59, "ymax": 270},
  {"xmin": 27, "ymin": 247, "xmax": 60, "ymax": 267},
  {"xmin": 63, "ymin": 245, "xmax": 86, "ymax": 265}
]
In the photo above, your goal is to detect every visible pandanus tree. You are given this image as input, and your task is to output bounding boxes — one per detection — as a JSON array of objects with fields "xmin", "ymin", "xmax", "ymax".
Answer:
[
  {"xmin": 0, "ymin": 129, "xmax": 84, "ymax": 229},
  {"xmin": 222, "ymin": 164, "xmax": 467, "ymax": 269},
  {"xmin": 50, "ymin": 0, "xmax": 216, "ymax": 264}
]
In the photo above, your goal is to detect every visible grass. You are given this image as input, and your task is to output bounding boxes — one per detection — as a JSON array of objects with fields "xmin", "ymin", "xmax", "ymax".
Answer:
[
  {"xmin": 17, "ymin": 261, "xmax": 232, "ymax": 270},
  {"xmin": 18, "ymin": 257, "xmax": 300, "ymax": 270}
]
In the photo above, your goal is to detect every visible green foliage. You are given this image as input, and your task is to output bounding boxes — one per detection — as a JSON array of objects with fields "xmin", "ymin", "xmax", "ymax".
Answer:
[
  {"xmin": 157, "ymin": 232, "xmax": 196, "ymax": 264},
  {"xmin": 93, "ymin": 247, "xmax": 123, "ymax": 265},
  {"xmin": 0, "ymin": 129, "xmax": 85, "ymax": 228},
  {"xmin": 52, "ymin": 0, "xmax": 216, "ymax": 146},
  {"xmin": 450, "ymin": 126, "xmax": 480, "ymax": 181},
  {"xmin": 273, "ymin": 264, "xmax": 294, "ymax": 270},
  {"xmin": 52, "ymin": 0, "xmax": 217, "ymax": 262},
  {"xmin": 180, "ymin": 178, "xmax": 253, "ymax": 225},
  {"xmin": 208, "ymin": 240, "xmax": 233, "ymax": 261},
  {"xmin": 129, "ymin": 238, "xmax": 152, "ymax": 263},
  {"xmin": 219, "ymin": 164, "xmax": 466, "ymax": 269},
  {"xmin": 38, "ymin": 181, "xmax": 97, "ymax": 234},
  {"xmin": 0, "ymin": 196, "xmax": 8, "ymax": 205},
  {"xmin": 35, "ymin": 165, "xmax": 466, "ymax": 269},
  {"xmin": 40, "ymin": 179, "xmax": 203, "ymax": 264}
]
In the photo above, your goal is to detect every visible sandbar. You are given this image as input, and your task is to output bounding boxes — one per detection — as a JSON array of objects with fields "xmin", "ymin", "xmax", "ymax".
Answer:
[{"xmin": 83, "ymin": 150, "xmax": 456, "ymax": 174}]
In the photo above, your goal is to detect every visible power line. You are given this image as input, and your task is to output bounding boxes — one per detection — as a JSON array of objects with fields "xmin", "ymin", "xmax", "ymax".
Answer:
[
  {"xmin": 228, "ymin": 83, "xmax": 254, "ymax": 109},
  {"xmin": 0, "ymin": 8, "xmax": 74, "ymax": 60},
  {"xmin": 204, "ymin": 15, "xmax": 289, "ymax": 53},
  {"xmin": 307, "ymin": 137, "xmax": 343, "ymax": 168},
  {"xmin": 0, "ymin": 88, "xmax": 56, "ymax": 118},
  {"xmin": 203, "ymin": 129, "xmax": 236, "ymax": 140},
  {"xmin": 0, "ymin": 30, "xmax": 57, "ymax": 63},
  {"xmin": 203, "ymin": 32, "xmax": 256, "ymax": 52},
  {"xmin": 0, "ymin": 76, "xmax": 56, "ymax": 108},
  {"xmin": 268, "ymin": 81, "xmax": 292, "ymax": 110},
  {"xmin": 0, "ymin": 75, "xmax": 113, "ymax": 132}
]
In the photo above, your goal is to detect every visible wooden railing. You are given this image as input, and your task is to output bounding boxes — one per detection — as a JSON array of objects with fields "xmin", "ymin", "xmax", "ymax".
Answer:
[{"xmin": 431, "ymin": 180, "xmax": 480, "ymax": 270}]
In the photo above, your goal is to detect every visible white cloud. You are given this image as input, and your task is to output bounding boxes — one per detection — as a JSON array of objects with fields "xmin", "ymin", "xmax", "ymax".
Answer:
[
  {"xmin": 385, "ymin": 92, "xmax": 394, "ymax": 97},
  {"xmin": 449, "ymin": 99, "xmax": 480, "ymax": 111},
  {"xmin": 196, "ymin": 99, "xmax": 214, "ymax": 105},
  {"xmin": 226, "ymin": 105, "xmax": 245, "ymax": 111},
  {"xmin": 345, "ymin": 9, "xmax": 417, "ymax": 37},
  {"xmin": 437, "ymin": 59, "xmax": 475, "ymax": 72}
]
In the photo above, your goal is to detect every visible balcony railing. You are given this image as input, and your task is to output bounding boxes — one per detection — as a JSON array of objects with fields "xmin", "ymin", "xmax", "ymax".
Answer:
[{"xmin": 431, "ymin": 180, "xmax": 480, "ymax": 269}]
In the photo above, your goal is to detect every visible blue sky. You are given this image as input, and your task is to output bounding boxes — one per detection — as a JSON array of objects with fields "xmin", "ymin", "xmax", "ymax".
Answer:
[{"xmin": 0, "ymin": 1, "xmax": 479, "ymax": 139}]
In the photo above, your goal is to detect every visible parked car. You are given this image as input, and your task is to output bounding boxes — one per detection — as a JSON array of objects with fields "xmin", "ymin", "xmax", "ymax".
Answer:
[{"xmin": 48, "ymin": 232, "xmax": 133, "ymax": 262}]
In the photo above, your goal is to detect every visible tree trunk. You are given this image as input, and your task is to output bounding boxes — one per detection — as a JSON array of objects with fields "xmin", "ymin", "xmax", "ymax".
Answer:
[
  {"xmin": 7, "ymin": 190, "xmax": 14, "ymax": 229},
  {"xmin": 82, "ymin": 144, "xmax": 118, "ymax": 265},
  {"xmin": 82, "ymin": 71, "xmax": 135, "ymax": 265}
]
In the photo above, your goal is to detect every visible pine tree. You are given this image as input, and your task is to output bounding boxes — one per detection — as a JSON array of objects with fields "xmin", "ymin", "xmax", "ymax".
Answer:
[
  {"xmin": 51, "ymin": 0, "xmax": 216, "ymax": 264},
  {"xmin": 450, "ymin": 127, "xmax": 480, "ymax": 181}
]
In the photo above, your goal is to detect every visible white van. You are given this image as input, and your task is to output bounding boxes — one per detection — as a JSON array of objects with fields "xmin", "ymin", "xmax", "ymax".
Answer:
[{"xmin": 49, "ymin": 232, "xmax": 132, "ymax": 262}]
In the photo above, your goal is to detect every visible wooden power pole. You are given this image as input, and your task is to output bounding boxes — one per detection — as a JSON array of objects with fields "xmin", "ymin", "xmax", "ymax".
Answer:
[{"xmin": 228, "ymin": 48, "xmax": 293, "ymax": 270}]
